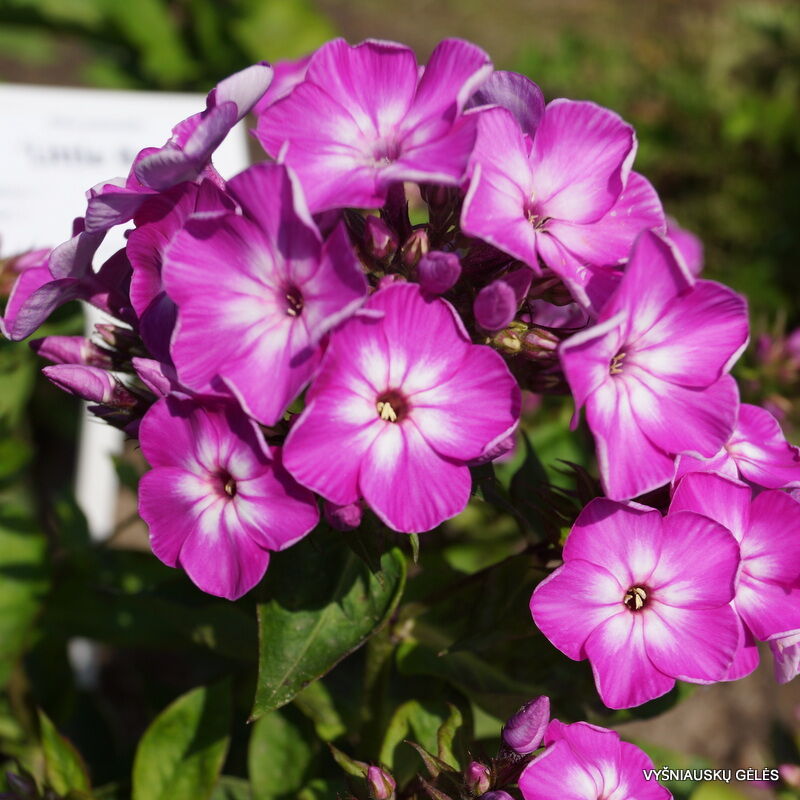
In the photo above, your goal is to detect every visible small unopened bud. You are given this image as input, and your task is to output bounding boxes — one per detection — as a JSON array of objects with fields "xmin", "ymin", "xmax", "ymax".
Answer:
[
  {"xmin": 367, "ymin": 765, "xmax": 396, "ymax": 800},
  {"xmin": 417, "ymin": 251, "xmax": 461, "ymax": 295},
  {"xmin": 30, "ymin": 335, "xmax": 113, "ymax": 368},
  {"xmin": 42, "ymin": 365, "xmax": 136, "ymax": 407},
  {"xmin": 401, "ymin": 229, "xmax": 429, "ymax": 269},
  {"xmin": 521, "ymin": 327, "xmax": 559, "ymax": 361},
  {"xmin": 464, "ymin": 761, "xmax": 491, "ymax": 795},
  {"xmin": 365, "ymin": 216, "xmax": 398, "ymax": 262},
  {"xmin": 94, "ymin": 322, "xmax": 138, "ymax": 350},
  {"xmin": 324, "ymin": 500, "xmax": 364, "ymax": 531},
  {"xmin": 780, "ymin": 764, "xmax": 800, "ymax": 788},
  {"xmin": 502, "ymin": 696, "xmax": 550, "ymax": 755},
  {"xmin": 475, "ymin": 280, "xmax": 517, "ymax": 332}
]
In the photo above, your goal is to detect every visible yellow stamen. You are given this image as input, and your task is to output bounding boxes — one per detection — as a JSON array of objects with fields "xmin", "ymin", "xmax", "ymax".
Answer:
[
  {"xmin": 377, "ymin": 401, "xmax": 398, "ymax": 422},
  {"xmin": 624, "ymin": 586, "xmax": 647, "ymax": 611},
  {"xmin": 610, "ymin": 352, "xmax": 627, "ymax": 375}
]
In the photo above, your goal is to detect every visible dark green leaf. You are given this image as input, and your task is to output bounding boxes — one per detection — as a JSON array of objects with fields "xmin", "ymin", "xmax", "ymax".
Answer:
[
  {"xmin": 132, "ymin": 681, "xmax": 231, "ymax": 800},
  {"xmin": 248, "ymin": 708, "xmax": 318, "ymax": 799},
  {"xmin": 38, "ymin": 709, "xmax": 91, "ymax": 795},
  {"xmin": 252, "ymin": 534, "xmax": 406, "ymax": 717}
]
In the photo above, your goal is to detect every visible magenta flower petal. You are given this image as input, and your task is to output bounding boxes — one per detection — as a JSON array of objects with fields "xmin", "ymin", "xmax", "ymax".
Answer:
[
  {"xmin": 138, "ymin": 398, "xmax": 318, "ymax": 600},
  {"xmin": 645, "ymin": 603, "xmax": 739, "ymax": 683},
  {"xmin": 562, "ymin": 500, "xmax": 662, "ymax": 587},
  {"xmin": 522, "ymin": 722, "xmax": 670, "ymax": 800},
  {"xmin": 667, "ymin": 216, "xmax": 704, "ymax": 275},
  {"xmin": 164, "ymin": 163, "xmax": 366, "ymax": 425},
  {"xmin": 2, "ymin": 267, "xmax": 82, "ymax": 341},
  {"xmin": 284, "ymin": 283, "xmax": 519, "ymax": 532},
  {"xmin": 520, "ymin": 742, "xmax": 600, "ymax": 800},
  {"xmin": 627, "ymin": 373, "xmax": 739, "ymax": 458},
  {"xmin": 770, "ymin": 632, "xmax": 800, "ymax": 684},
  {"xmin": 669, "ymin": 471, "xmax": 750, "ymax": 542},
  {"xmin": 649, "ymin": 510, "xmax": 740, "ymax": 609},
  {"xmin": 743, "ymin": 490, "xmax": 800, "ymax": 585},
  {"xmin": 737, "ymin": 576, "xmax": 800, "ymax": 642},
  {"xmin": 729, "ymin": 404, "xmax": 800, "ymax": 488},
  {"xmin": 467, "ymin": 70, "xmax": 545, "ymax": 137},
  {"xmin": 547, "ymin": 172, "xmax": 664, "ymax": 268},
  {"xmin": 632, "ymin": 282, "xmax": 749, "ymax": 388},
  {"xmin": 726, "ymin": 620, "xmax": 760, "ymax": 680},
  {"xmin": 406, "ymin": 38, "xmax": 492, "ymax": 126},
  {"xmin": 530, "ymin": 100, "xmax": 635, "ymax": 224},
  {"xmin": 360, "ymin": 421, "xmax": 472, "ymax": 533},
  {"xmin": 258, "ymin": 38, "xmax": 490, "ymax": 212},
  {"xmin": 410, "ymin": 345, "xmax": 520, "ymax": 461},
  {"xmin": 530, "ymin": 559, "xmax": 624, "ymax": 660},
  {"xmin": 584, "ymin": 613, "xmax": 674, "ymax": 709},
  {"xmin": 561, "ymin": 230, "xmax": 748, "ymax": 500},
  {"xmin": 584, "ymin": 378, "xmax": 676, "ymax": 500}
]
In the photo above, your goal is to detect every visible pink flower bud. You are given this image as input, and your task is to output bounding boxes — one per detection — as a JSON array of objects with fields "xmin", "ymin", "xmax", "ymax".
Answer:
[
  {"xmin": 42, "ymin": 365, "xmax": 136, "ymax": 407},
  {"xmin": 464, "ymin": 761, "xmax": 491, "ymax": 795},
  {"xmin": 417, "ymin": 251, "xmax": 461, "ymax": 295},
  {"xmin": 474, "ymin": 280, "xmax": 517, "ymax": 331},
  {"xmin": 367, "ymin": 765, "xmax": 396, "ymax": 800},
  {"xmin": 324, "ymin": 500, "xmax": 364, "ymax": 531},
  {"xmin": 401, "ymin": 228, "xmax": 429, "ymax": 268},
  {"xmin": 365, "ymin": 215, "xmax": 398, "ymax": 262},
  {"xmin": 501, "ymin": 696, "xmax": 550, "ymax": 754},
  {"xmin": 30, "ymin": 335, "xmax": 113, "ymax": 368}
]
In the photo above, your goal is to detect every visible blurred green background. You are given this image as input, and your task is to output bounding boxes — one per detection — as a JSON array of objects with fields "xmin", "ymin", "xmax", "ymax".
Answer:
[{"xmin": 0, "ymin": 2, "xmax": 799, "ymax": 798}]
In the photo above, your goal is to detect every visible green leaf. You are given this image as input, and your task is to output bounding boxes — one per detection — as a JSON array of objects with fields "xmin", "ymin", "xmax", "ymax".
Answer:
[
  {"xmin": 248, "ymin": 708, "xmax": 318, "ymax": 799},
  {"xmin": 38, "ymin": 709, "xmax": 91, "ymax": 795},
  {"xmin": 293, "ymin": 680, "xmax": 347, "ymax": 741},
  {"xmin": 252, "ymin": 534, "xmax": 406, "ymax": 718},
  {"xmin": 0, "ymin": 515, "xmax": 48, "ymax": 686},
  {"xmin": 328, "ymin": 743, "xmax": 368, "ymax": 778},
  {"xmin": 132, "ymin": 681, "xmax": 231, "ymax": 800},
  {"xmin": 436, "ymin": 704, "xmax": 463, "ymax": 769},
  {"xmin": 211, "ymin": 777, "xmax": 251, "ymax": 800}
]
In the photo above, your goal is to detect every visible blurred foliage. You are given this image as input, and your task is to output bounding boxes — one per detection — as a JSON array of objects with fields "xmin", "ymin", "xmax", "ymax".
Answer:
[
  {"xmin": 0, "ymin": 0, "xmax": 335, "ymax": 90},
  {"xmin": 0, "ymin": 0, "xmax": 799, "ymax": 798}
]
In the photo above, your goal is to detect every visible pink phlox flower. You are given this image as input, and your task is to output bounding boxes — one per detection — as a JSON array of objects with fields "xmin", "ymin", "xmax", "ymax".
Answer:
[
  {"xmin": 282, "ymin": 282, "xmax": 521, "ymax": 533},
  {"xmin": 674, "ymin": 403, "xmax": 800, "ymax": 490},
  {"xmin": 670, "ymin": 471, "xmax": 800, "ymax": 679},
  {"xmin": 519, "ymin": 719, "xmax": 671, "ymax": 799},
  {"xmin": 138, "ymin": 396, "xmax": 318, "ymax": 600},
  {"xmin": 530, "ymin": 498, "xmax": 741, "ymax": 709},
  {"xmin": 559, "ymin": 230, "xmax": 748, "ymax": 501},
  {"xmin": 128, "ymin": 179, "xmax": 235, "ymax": 361},
  {"xmin": 84, "ymin": 63, "xmax": 272, "ymax": 233},
  {"xmin": 666, "ymin": 216, "xmax": 703, "ymax": 276},
  {"xmin": 163, "ymin": 162, "xmax": 367, "ymax": 425},
  {"xmin": 256, "ymin": 38, "xmax": 492, "ymax": 212},
  {"xmin": 461, "ymin": 101, "xmax": 665, "ymax": 312}
]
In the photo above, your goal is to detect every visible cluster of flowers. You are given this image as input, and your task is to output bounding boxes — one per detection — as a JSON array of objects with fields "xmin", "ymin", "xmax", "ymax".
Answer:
[
  {"xmin": 3, "ymin": 35, "xmax": 800, "ymax": 713},
  {"xmin": 349, "ymin": 696, "xmax": 671, "ymax": 799}
]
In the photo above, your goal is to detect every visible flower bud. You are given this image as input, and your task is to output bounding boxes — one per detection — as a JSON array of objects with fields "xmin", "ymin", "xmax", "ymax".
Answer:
[
  {"xmin": 94, "ymin": 322, "xmax": 139, "ymax": 351},
  {"xmin": 30, "ymin": 335, "xmax": 113, "ymax": 368},
  {"xmin": 475, "ymin": 280, "xmax": 517, "ymax": 332},
  {"xmin": 417, "ymin": 251, "xmax": 461, "ymax": 295},
  {"xmin": 324, "ymin": 500, "xmax": 364, "ymax": 531},
  {"xmin": 42, "ymin": 365, "xmax": 136, "ymax": 407},
  {"xmin": 365, "ymin": 215, "xmax": 398, "ymax": 262},
  {"xmin": 521, "ymin": 327, "xmax": 559, "ymax": 361},
  {"xmin": 464, "ymin": 761, "xmax": 491, "ymax": 795},
  {"xmin": 401, "ymin": 228, "xmax": 429, "ymax": 269},
  {"xmin": 367, "ymin": 765, "xmax": 396, "ymax": 800},
  {"xmin": 780, "ymin": 764, "xmax": 800, "ymax": 788},
  {"xmin": 502, "ymin": 696, "xmax": 550, "ymax": 755}
]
